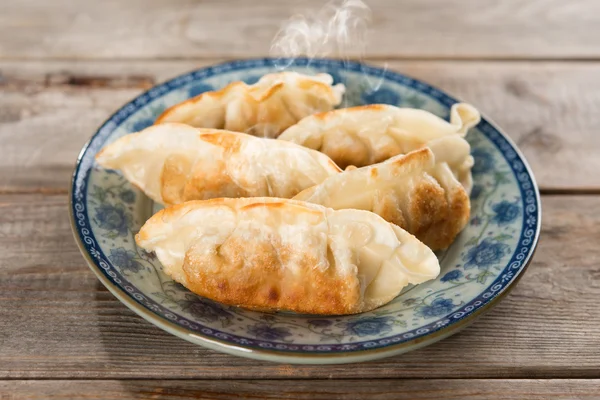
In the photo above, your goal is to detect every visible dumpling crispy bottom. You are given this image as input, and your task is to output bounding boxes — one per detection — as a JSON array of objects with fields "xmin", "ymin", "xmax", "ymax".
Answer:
[
  {"xmin": 136, "ymin": 198, "xmax": 439, "ymax": 315},
  {"xmin": 182, "ymin": 232, "xmax": 361, "ymax": 315}
]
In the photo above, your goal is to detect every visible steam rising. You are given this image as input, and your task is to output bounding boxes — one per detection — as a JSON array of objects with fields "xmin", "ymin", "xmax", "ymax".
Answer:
[
  {"xmin": 271, "ymin": 0, "xmax": 370, "ymax": 64},
  {"xmin": 270, "ymin": 0, "xmax": 387, "ymax": 93}
]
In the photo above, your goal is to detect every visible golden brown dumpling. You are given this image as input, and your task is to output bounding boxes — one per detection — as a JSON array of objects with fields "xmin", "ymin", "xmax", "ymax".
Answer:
[
  {"xmin": 278, "ymin": 103, "xmax": 480, "ymax": 191},
  {"xmin": 136, "ymin": 198, "xmax": 440, "ymax": 315},
  {"xmin": 293, "ymin": 148, "xmax": 470, "ymax": 250},
  {"xmin": 155, "ymin": 72, "xmax": 345, "ymax": 138},
  {"xmin": 95, "ymin": 123, "xmax": 341, "ymax": 206}
]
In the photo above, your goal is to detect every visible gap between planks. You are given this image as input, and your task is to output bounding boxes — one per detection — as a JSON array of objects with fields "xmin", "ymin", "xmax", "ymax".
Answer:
[
  {"xmin": 0, "ymin": 188, "xmax": 69, "ymax": 195},
  {"xmin": 2, "ymin": 379, "xmax": 600, "ymax": 400},
  {"xmin": 4, "ymin": 56, "xmax": 600, "ymax": 63},
  {"xmin": 0, "ymin": 377, "xmax": 599, "ymax": 381},
  {"xmin": 5, "ymin": 58, "xmax": 600, "ymax": 91},
  {"xmin": 1, "ymin": 188, "xmax": 599, "ymax": 196}
]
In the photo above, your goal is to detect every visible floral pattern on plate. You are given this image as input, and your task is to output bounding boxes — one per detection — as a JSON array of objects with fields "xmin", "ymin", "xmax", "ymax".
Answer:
[{"xmin": 71, "ymin": 58, "xmax": 540, "ymax": 362}]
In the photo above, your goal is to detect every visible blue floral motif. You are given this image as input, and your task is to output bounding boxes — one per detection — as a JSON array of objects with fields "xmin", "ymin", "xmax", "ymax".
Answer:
[
  {"xmin": 464, "ymin": 238, "xmax": 510, "ymax": 269},
  {"xmin": 308, "ymin": 319, "xmax": 333, "ymax": 328},
  {"xmin": 470, "ymin": 184, "xmax": 483, "ymax": 200},
  {"xmin": 119, "ymin": 189, "xmax": 136, "ymax": 204},
  {"xmin": 94, "ymin": 204, "xmax": 128, "ymax": 236},
  {"xmin": 131, "ymin": 118, "xmax": 154, "ymax": 132},
  {"xmin": 472, "ymin": 148, "xmax": 495, "ymax": 175},
  {"xmin": 185, "ymin": 299, "xmax": 232, "ymax": 322},
  {"xmin": 361, "ymin": 88, "xmax": 400, "ymax": 105},
  {"xmin": 72, "ymin": 59, "xmax": 540, "ymax": 356},
  {"xmin": 188, "ymin": 83, "xmax": 214, "ymax": 98},
  {"xmin": 108, "ymin": 248, "xmax": 142, "ymax": 273},
  {"xmin": 492, "ymin": 201, "xmax": 521, "ymax": 225},
  {"xmin": 440, "ymin": 270, "xmax": 463, "ymax": 282},
  {"xmin": 247, "ymin": 323, "xmax": 292, "ymax": 341},
  {"xmin": 417, "ymin": 298, "xmax": 455, "ymax": 318},
  {"xmin": 345, "ymin": 317, "xmax": 393, "ymax": 337}
]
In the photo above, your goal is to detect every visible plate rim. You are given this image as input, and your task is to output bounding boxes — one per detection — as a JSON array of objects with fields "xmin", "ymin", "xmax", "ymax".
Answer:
[{"xmin": 69, "ymin": 57, "xmax": 542, "ymax": 364}]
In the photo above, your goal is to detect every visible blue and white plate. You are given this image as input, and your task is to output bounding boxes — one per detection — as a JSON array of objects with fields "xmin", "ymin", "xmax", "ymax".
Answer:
[{"xmin": 70, "ymin": 58, "xmax": 541, "ymax": 364}]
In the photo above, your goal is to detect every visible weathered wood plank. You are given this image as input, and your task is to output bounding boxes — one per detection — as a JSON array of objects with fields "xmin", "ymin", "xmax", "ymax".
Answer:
[
  {"xmin": 0, "ymin": 194, "xmax": 598, "ymax": 379},
  {"xmin": 2, "ymin": 0, "xmax": 600, "ymax": 59},
  {"xmin": 0, "ymin": 60, "xmax": 598, "ymax": 192},
  {"xmin": 1, "ymin": 379, "xmax": 600, "ymax": 400}
]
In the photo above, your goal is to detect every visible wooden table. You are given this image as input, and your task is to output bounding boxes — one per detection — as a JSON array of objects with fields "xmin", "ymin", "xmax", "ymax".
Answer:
[{"xmin": 1, "ymin": 1, "xmax": 599, "ymax": 398}]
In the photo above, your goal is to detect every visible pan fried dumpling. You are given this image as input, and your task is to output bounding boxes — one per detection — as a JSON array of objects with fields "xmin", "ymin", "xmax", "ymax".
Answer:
[
  {"xmin": 95, "ymin": 123, "xmax": 341, "ymax": 206},
  {"xmin": 293, "ymin": 148, "xmax": 470, "ymax": 250},
  {"xmin": 136, "ymin": 197, "xmax": 439, "ymax": 315},
  {"xmin": 278, "ymin": 102, "xmax": 480, "ymax": 175},
  {"xmin": 155, "ymin": 72, "xmax": 345, "ymax": 138}
]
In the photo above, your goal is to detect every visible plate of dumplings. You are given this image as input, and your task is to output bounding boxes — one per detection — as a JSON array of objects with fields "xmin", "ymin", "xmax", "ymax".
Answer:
[{"xmin": 70, "ymin": 58, "xmax": 541, "ymax": 364}]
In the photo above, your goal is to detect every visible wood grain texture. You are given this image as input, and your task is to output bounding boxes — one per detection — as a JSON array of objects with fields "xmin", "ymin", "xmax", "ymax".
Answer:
[
  {"xmin": 2, "ymin": 0, "xmax": 600, "ymax": 59},
  {"xmin": 0, "ymin": 194, "xmax": 598, "ymax": 379},
  {"xmin": 0, "ymin": 0, "xmax": 596, "ymax": 392},
  {"xmin": 1, "ymin": 60, "xmax": 599, "ymax": 192},
  {"xmin": 1, "ymin": 379, "xmax": 600, "ymax": 400}
]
